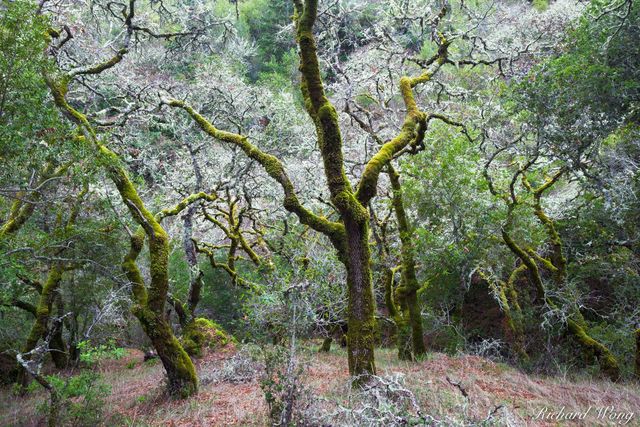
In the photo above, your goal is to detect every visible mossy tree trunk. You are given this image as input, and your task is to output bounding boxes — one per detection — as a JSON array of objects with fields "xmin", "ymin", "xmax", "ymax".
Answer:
[
  {"xmin": 49, "ymin": 294, "xmax": 68, "ymax": 369},
  {"xmin": 319, "ymin": 337, "xmax": 332, "ymax": 352},
  {"xmin": 388, "ymin": 164, "xmax": 426, "ymax": 359},
  {"xmin": 384, "ymin": 266, "xmax": 413, "ymax": 360},
  {"xmin": 343, "ymin": 216, "xmax": 377, "ymax": 376},
  {"xmin": 479, "ymin": 265, "xmax": 528, "ymax": 360}
]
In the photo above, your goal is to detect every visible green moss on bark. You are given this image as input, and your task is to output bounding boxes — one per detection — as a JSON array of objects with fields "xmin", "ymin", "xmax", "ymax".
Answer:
[{"xmin": 181, "ymin": 318, "xmax": 233, "ymax": 357}]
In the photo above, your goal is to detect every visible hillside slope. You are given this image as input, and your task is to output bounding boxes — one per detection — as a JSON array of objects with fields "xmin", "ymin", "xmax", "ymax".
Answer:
[{"xmin": 2, "ymin": 345, "xmax": 638, "ymax": 426}]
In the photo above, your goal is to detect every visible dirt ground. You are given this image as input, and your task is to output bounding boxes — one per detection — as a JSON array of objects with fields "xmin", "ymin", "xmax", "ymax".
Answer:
[{"xmin": 1, "ymin": 344, "xmax": 639, "ymax": 426}]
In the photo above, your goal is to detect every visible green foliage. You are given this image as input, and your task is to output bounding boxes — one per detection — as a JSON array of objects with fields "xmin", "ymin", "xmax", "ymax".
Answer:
[
  {"xmin": 78, "ymin": 339, "xmax": 126, "ymax": 366},
  {"xmin": 35, "ymin": 371, "xmax": 110, "ymax": 426},
  {"xmin": 532, "ymin": 0, "xmax": 549, "ymax": 12},
  {"xmin": 0, "ymin": 0, "xmax": 65, "ymax": 185},
  {"xmin": 258, "ymin": 344, "xmax": 309, "ymax": 425},
  {"xmin": 239, "ymin": 0, "xmax": 295, "ymax": 80},
  {"xmin": 402, "ymin": 123, "xmax": 501, "ymax": 307},
  {"xmin": 199, "ymin": 261, "xmax": 246, "ymax": 335},
  {"xmin": 513, "ymin": 0, "xmax": 639, "ymax": 162}
]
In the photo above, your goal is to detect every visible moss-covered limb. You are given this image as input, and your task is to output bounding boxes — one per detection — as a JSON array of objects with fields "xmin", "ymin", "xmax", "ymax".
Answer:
[
  {"xmin": 3, "ymin": 299, "xmax": 38, "ymax": 316},
  {"xmin": 1, "ymin": 196, "xmax": 36, "ymax": 239},
  {"xmin": 49, "ymin": 295, "xmax": 68, "ymax": 369},
  {"xmin": 232, "ymin": 223, "xmax": 260, "ymax": 267},
  {"xmin": 122, "ymin": 227, "xmax": 147, "ymax": 306},
  {"xmin": 292, "ymin": 0, "xmax": 327, "ymax": 114},
  {"xmin": 294, "ymin": 2, "xmax": 352, "ymax": 203},
  {"xmin": 505, "ymin": 264, "xmax": 526, "ymax": 329},
  {"xmin": 46, "ymin": 77, "xmax": 166, "ymax": 245},
  {"xmin": 521, "ymin": 172, "xmax": 567, "ymax": 282},
  {"xmin": 156, "ymin": 191, "xmax": 218, "ymax": 222},
  {"xmin": 237, "ymin": 232, "xmax": 261, "ymax": 266},
  {"xmin": 17, "ymin": 275, "xmax": 44, "ymax": 294},
  {"xmin": 395, "ymin": 297, "xmax": 414, "ymax": 361},
  {"xmin": 387, "ymin": 164, "xmax": 426, "ymax": 357},
  {"xmin": 567, "ymin": 319, "xmax": 620, "ymax": 381},
  {"xmin": 231, "ymin": 205, "xmax": 263, "ymax": 267},
  {"xmin": 166, "ymin": 100, "xmax": 346, "ymax": 248},
  {"xmin": 356, "ymin": 113, "xmax": 426, "ymax": 205},
  {"xmin": 380, "ymin": 264, "xmax": 411, "ymax": 360},
  {"xmin": 524, "ymin": 247, "xmax": 558, "ymax": 275},
  {"xmin": 200, "ymin": 197, "xmax": 263, "ymax": 269},
  {"xmin": 202, "ymin": 208, "xmax": 231, "ymax": 237},
  {"xmin": 0, "ymin": 161, "xmax": 70, "ymax": 239},
  {"xmin": 479, "ymin": 268, "xmax": 527, "ymax": 359},
  {"xmin": 383, "ymin": 267, "xmax": 399, "ymax": 320},
  {"xmin": 186, "ymin": 269, "xmax": 204, "ymax": 317},
  {"xmin": 64, "ymin": 0, "xmax": 134, "ymax": 78},
  {"xmin": 355, "ymin": 47, "xmax": 451, "ymax": 205},
  {"xmin": 167, "ymin": 294, "xmax": 188, "ymax": 327},
  {"xmin": 193, "ymin": 240, "xmax": 242, "ymax": 288}
]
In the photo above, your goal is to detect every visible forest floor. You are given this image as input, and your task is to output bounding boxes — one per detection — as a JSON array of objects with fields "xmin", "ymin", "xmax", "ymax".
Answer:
[{"xmin": 1, "ymin": 342, "xmax": 639, "ymax": 426}]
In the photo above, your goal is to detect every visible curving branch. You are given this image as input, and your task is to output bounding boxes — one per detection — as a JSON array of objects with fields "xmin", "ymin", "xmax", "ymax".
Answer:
[
  {"xmin": 164, "ymin": 99, "xmax": 346, "ymax": 252},
  {"xmin": 355, "ymin": 19, "xmax": 451, "ymax": 206}
]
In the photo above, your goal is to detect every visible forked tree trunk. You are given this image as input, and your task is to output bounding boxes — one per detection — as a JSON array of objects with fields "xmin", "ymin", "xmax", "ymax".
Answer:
[
  {"xmin": 124, "ymin": 227, "xmax": 199, "ymax": 398},
  {"xmin": 170, "ymin": 0, "xmax": 444, "ymax": 381}
]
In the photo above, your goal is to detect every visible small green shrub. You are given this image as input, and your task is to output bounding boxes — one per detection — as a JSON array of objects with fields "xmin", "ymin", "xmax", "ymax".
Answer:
[
  {"xmin": 36, "ymin": 371, "xmax": 111, "ymax": 426},
  {"xmin": 78, "ymin": 339, "xmax": 127, "ymax": 366},
  {"xmin": 78, "ymin": 339, "xmax": 126, "ymax": 366},
  {"xmin": 259, "ymin": 345, "xmax": 311, "ymax": 425}
]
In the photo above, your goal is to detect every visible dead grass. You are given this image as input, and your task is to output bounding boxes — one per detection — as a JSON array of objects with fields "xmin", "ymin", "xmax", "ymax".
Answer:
[{"xmin": 1, "ymin": 343, "xmax": 638, "ymax": 426}]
